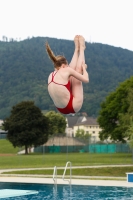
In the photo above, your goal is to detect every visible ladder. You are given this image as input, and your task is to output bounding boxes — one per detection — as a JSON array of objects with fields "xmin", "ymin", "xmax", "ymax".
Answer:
[
  {"xmin": 53, "ymin": 161, "xmax": 72, "ymax": 185},
  {"xmin": 53, "ymin": 166, "xmax": 57, "ymax": 185},
  {"xmin": 62, "ymin": 161, "xmax": 72, "ymax": 185}
]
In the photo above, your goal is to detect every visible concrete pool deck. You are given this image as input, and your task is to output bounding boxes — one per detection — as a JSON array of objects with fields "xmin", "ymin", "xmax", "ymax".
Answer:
[{"xmin": 0, "ymin": 176, "xmax": 133, "ymax": 188}]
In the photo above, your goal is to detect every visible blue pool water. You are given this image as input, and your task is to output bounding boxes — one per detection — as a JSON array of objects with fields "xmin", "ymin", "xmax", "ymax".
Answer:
[{"xmin": 0, "ymin": 182, "xmax": 133, "ymax": 200}]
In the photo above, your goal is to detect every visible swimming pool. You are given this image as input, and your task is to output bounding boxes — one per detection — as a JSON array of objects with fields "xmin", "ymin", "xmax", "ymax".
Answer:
[{"xmin": 1, "ymin": 182, "xmax": 133, "ymax": 199}]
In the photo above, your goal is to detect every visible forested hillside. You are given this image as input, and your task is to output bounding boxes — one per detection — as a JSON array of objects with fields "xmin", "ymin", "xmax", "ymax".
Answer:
[{"xmin": 0, "ymin": 37, "xmax": 133, "ymax": 119}]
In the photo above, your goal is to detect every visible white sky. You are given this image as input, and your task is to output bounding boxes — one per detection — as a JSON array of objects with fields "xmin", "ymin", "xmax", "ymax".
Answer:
[{"xmin": 0, "ymin": 0, "xmax": 133, "ymax": 51}]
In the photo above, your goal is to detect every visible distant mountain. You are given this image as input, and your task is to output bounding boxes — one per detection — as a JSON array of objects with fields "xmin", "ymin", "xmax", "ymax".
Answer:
[{"xmin": 0, "ymin": 37, "xmax": 133, "ymax": 119}]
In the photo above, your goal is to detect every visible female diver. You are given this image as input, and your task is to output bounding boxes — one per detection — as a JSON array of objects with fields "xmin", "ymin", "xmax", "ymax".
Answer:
[{"xmin": 46, "ymin": 35, "xmax": 89, "ymax": 114}]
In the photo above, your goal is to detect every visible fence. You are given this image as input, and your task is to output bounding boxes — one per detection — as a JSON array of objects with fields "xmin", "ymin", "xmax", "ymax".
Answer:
[
  {"xmin": 0, "ymin": 134, "xmax": 7, "ymax": 139},
  {"xmin": 34, "ymin": 142, "xmax": 131, "ymax": 154}
]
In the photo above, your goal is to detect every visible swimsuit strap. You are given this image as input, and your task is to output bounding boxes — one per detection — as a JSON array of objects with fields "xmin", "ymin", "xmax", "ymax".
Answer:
[
  {"xmin": 52, "ymin": 71, "xmax": 58, "ymax": 81},
  {"xmin": 48, "ymin": 71, "xmax": 58, "ymax": 85},
  {"xmin": 48, "ymin": 71, "xmax": 71, "ymax": 91}
]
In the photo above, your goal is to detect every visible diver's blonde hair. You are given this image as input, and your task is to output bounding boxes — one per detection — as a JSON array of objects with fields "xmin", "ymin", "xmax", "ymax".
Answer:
[{"xmin": 45, "ymin": 42, "xmax": 67, "ymax": 69}]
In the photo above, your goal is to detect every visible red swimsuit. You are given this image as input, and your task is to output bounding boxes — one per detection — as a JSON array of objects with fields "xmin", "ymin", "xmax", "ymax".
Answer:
[{"xmin": 48, "ymin": 71, "xmax": 75, "ymax": 114}]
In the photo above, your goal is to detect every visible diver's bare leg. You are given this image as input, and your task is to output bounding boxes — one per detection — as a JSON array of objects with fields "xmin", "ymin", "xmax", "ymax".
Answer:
[{"xmin": 69, "ymin": 35, "xmax": 79, "ymax": 70}]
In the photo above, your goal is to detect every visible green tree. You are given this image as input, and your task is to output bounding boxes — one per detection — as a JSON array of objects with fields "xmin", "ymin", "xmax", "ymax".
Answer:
[
  {"xmin": 0, "ymin": 125, "xmax": 4, "ymax": 130},
  {"xmin": 98, "ymin": 77, "xmax": 133, "ymax": 142},
  {"xmin": 125, "ymin": 118, "xmax": 133, "ymax": 161},
  {"xmin": 75, "ymin": 129, "xmax": 91, "ymax": 142},
  {"xmin": 45, "ymin": 111, "xmax": 66, "ymax": 135},
  {"xmin": 118, "ymin": 89, "xmax": 133, "ymax": 140},
  {"xmin": 127, "ymin": 120, "xmax": 133, "ymax": 148},
  {"xmin": 3, "ymin": 101, "xmax": 49, "ymax": 154}
]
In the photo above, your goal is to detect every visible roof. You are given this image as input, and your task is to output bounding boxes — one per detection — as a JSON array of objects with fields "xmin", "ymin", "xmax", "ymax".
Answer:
[
  {"xmin": 66, "ymin": 116, "xmax": 88, "ymax": 128},
  {"xmin": 45, "ymin": 136, "xmax": 85, "ymax": 146},
  {"xmin": 75, "ymin": 117, "xmax": 98, "ymax": 126},
  {"xmin": 66, "ymin": 116, "xmax": 79, "ymax": 128},
  {"xmin": 0, "ymin": 129, "xmax": 7, "ymax": 133}
]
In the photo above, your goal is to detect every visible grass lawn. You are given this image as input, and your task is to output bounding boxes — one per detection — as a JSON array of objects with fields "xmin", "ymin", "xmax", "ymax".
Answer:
[
  {"xmin": 0, "ymin": 152, "xmax": 133, "ymax": 169},
  {"xmin": 0, "ymin": 139, "xmax": 19, "ymax": 154},
  {"xmin": 3, "ymin": 166, "xmax": 133, "ymax": 178}
]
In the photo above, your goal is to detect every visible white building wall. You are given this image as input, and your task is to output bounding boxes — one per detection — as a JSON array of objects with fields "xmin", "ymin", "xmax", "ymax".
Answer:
[
  {"xmin": 65, "ymin": 118, "xmax": 74, "ymax": 137},
  {"xmin": 0, "ymin": 120, "xmax": 3, "ymax": 126},
  {"xmin": 65, "ymin": 127, "xmax": 73, "ymax": 137},
  {"xmin": 73, "ymin": 125, "xmax": 102, "ymax": 141}
]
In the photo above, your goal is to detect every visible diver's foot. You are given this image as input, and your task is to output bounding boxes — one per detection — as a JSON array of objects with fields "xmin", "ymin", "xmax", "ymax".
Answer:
[
  {"xmin": 79, "ymin": 35, "xmax": 86, "ymax": 50},
  {"xmin": 74, "ymin": 35, "xmax": 79, "ymax": 51}
]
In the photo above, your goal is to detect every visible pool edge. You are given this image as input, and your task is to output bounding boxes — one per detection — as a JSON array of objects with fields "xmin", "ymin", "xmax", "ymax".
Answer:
[{"xmin": 0, "ymin": 176, "xmax": 133, "ymax": 187}]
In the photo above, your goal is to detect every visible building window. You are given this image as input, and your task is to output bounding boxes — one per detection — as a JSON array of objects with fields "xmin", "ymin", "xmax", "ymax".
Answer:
[
  {"xmin": 92, "ymin": 131, "xmax": 95, "ymax": 134},
  {"xmin": 86, "ymin": 131, "xmax": 89, "ymax": 134},
  {"xmin": 90, "ymin": 126, "xmax": 91, "ymax": 128}
]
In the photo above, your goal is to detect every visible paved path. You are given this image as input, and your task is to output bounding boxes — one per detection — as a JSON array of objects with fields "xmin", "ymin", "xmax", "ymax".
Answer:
[
  {"xmin": 0, "ymin": 174, "xmax": 126, "ymax": 180},
  {"xmin": 0, "ymin": 164, "xmax": 132, "ymax": 181},
  {"xmin": 0, "ymin": 164, "xmax": 133, "ymax": 174}
]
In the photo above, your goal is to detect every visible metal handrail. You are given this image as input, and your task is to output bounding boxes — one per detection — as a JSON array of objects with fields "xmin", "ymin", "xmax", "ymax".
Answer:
[
  {"xmin": 53, "ymin": 166, "xmax": 57, "ymax": 185},
  {"xmin": 62, "ymin": 161, "xmax": 72, "ymax": 184}
]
